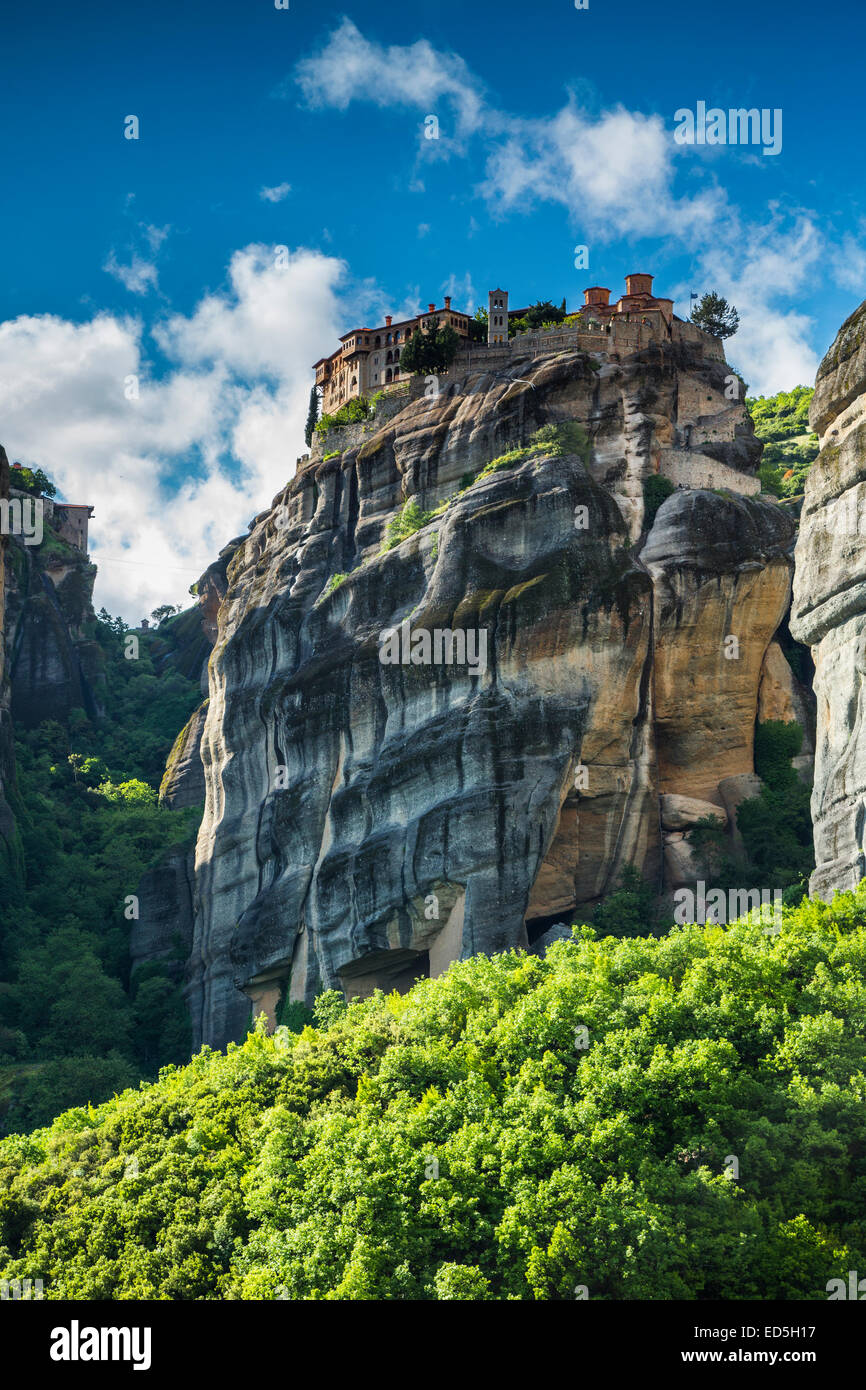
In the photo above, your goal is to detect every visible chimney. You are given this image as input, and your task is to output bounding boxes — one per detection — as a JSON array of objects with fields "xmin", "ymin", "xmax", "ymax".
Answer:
[
  {"xmin": 385, "ymin": 315, "xmax": 393, "ymax": 327},
  {"xmin": 428, "ymin": 303, "xmax": 436, "ymax": 313},
  {"xmin": 444, "ymin": 296, "xmax": 452, "ymax": 309},
  {"xmin": 625, "ymin": 273, "xmax": 654, "ymax": 298},
  {"xmin": 583, "ymin": 286, "xmax": 611, "ymax": 307}
]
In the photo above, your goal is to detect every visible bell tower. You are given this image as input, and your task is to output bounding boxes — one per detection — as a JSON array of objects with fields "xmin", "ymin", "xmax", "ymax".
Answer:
[{"xmin": 488, "ymin": 288, "xmax": 508, "ymax": 345}]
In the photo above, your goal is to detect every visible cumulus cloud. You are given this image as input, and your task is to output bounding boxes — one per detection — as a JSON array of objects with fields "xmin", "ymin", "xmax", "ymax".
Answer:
[
  {"xmin": 293, "ymin": 16, "xmax": 489, "ymax": 143},
  {"xmin": 260, "ymin": 182, "xmax": 291, "ymax": 203},
  {"xmin": 692, "ymin": 214, "xmax": 823, "ymax": 393},
  {"xmin": 0, "ymin": 246, "xmax": 348, "ymax": 620}
]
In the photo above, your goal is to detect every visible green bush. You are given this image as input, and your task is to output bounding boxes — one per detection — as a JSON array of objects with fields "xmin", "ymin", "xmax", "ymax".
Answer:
[
  {"xmin": 315, "ymin": 397, "xmax": 374, "ymax": 435},
  {"xmin": 380, "ymin": 499, "xmax": 436, "ymax": 553},
  {"xmin": 643, "ymin": 475, "xmax": 676, "ymax": 529},
  {"xmin": 320, "ymin": 572, "xmax": 349, "ymax": 599},
  {"xmin": 580, "ymin": 865, "xmax": 659, "ymax": 938},
  {"xmin": 2, "ymin": 887, "xmax": 866, "ymax": 1299}
]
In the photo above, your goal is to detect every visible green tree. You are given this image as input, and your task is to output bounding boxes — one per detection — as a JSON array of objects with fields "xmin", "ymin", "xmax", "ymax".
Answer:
[
  {"xmin": 12, "ymin": 465, "xmax": 57, "ymax": 498},
  {"xmin": 690, "ymin": 291, "xmax": 739, "ymax": 339},
  {"xmin": 399, "ymin": 320, "xmax": 461, "ymax": 375},
  {"xmin": 150, "ymin": 604, "xmax": 180, "ymax": 627},
  {"xmin": 304, "ymin": 386, "xmax": 319, "ymax": 448}
]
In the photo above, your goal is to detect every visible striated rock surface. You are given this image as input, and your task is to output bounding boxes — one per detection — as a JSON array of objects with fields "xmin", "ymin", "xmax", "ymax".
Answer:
[
  {"xmin": 643, "ymin": 490, "xmax": 795, "ymax": 803},
  {"xmin": 159, "ymin": 700, "xmax": 208, "ymax": 809},
  {"xmin": 791, "ymin": 299, "xmax": 866, "ymax": 898},
  {"xmin": 182, "ymin": 335, "xmax": 795, "ymax": 1047}
]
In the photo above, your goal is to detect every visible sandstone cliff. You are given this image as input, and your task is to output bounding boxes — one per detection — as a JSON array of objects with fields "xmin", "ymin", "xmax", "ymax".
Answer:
[
  {"xmin": 181, "ymin": 334, "xmax": 797, "ymax": 1047},
  {"xmin": 791, "ymin": 299, "xmax": 866, "ymax": 898}
]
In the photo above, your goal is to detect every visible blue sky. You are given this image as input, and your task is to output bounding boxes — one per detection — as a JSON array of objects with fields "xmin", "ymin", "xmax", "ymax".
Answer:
[{"xmin": 0, "ymin": 0, "xmax": 862, "ymax": 617}]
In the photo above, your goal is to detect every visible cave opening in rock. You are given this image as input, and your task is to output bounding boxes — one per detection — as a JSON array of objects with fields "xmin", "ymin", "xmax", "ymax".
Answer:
[
  {"xmin": 339, "ymin": 948, "xmax": 430, "ymax": 1001},
  {"xmin": 524, "ymin": 909, "xmax": 578, "ymax": 946}
]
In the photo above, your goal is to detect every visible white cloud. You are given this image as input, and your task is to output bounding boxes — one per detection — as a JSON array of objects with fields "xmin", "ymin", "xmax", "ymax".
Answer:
[
  {"xmin": 260, "ymin": 182, "xmax": 292, "ymax": 203},
  {"xmin": 692, "ymin": 214, "xmax": 823, "ymax": 393},
  {"xmin": 103, "ymin": 222, "xmax": 170, "ymax": 296},
  {"xmin": 0, "ymin": 247, "xmax": 348, "ymax": 620},
  {"xmin": 289, "ymin": 23, "xmax": 851, "ymax": 394},
  {"xmin": 829, "ymin": 229, "xmax": 866, "ymax": 294},
  {"xmin": 103, "ymin": 250, "xmax": 160, "ymax": 296},
  {"xmin": 293, "ymin": 17, "xmax": 488, "ymax": 141},
  {"xmin": 441, "ymin": 271, "xmax": 475, "ymax": 313}
]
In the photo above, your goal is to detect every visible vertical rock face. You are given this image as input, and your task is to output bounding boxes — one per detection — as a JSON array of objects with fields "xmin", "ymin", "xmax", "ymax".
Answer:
[
  {"xmin": 2, "ymin": 504, "xmax": 102, "ymax": 728},
  {"xmin": 185, "ymin": 339, "xmax": 795, "ymax": 1048},
  {"xmin": 791, "ymin": 299, "xmax": 866, "ymax": 899}
]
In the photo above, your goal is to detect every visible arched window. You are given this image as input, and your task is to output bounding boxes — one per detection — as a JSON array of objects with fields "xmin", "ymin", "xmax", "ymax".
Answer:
[
  {"xmin": 386, "ymin": 368, "xmax": 393, "ymax": 383},
  {"xmin": 375, "ymin": 336, "xmax": 381, "ymax": 347}
]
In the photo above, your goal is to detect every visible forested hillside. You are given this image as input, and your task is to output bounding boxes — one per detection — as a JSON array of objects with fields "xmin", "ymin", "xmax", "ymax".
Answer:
[
  {"xmin": 1, "ymin": 887, "xmax": 864, "ymax": 1300},
  {"xmin": 0, "ymin": 612, "xmax": 202, "ymax": 1134},
  {"xmin": 749, "ymin": 386, "xmax": 819, "ymax": 497}
]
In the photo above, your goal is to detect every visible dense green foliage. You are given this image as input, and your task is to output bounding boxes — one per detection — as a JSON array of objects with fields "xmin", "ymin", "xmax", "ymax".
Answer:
[
  {"xmin": 748, "ymin": 387, "xmax": 818, "ymax": 497},
  {"xmin": 10, "ymin": 465, "xmax": 57, "ymax": 499},
  {"xmin": 399, "ymin": 319, "xmax": 460, "ymax": 375},
  {"xmin": 508, "ymin": 299, "xmax": 568, "ymax": 338},
  {"xmin": 2, "ymin": 887, "xmax": 865, "ymax": 1299},
  {"xmin": 690, "ymin": 291, "xmax": 739, "ymax": 339},
  {"xmin": 583, "ymin": 865, "xmax": 661, "ymax": 938},
  {"xmin": 315, "ymin": 396, "xmax": 377, "ymax": 435},
  {"xmin": 685, "ymin": 721, "xmax": 814, "ymax": 899},
  {"xmin": 737, "ymin": 721, "xmax": 814, "ymax": 893},
  {"xmin": 304, "ymin": 385, "xmax": 319, "ymax": 448},
  {"xmin": 0, "ymin": 613, "xmax": 203, "ymax": 1134},
  {"xmin": 642, "ymin": 474, "xmax": 676, "ymax": 529}
]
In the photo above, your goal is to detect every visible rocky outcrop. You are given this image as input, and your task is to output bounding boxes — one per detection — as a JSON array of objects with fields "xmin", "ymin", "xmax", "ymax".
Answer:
[
  {"xmin": 791, "ymin": 299, "xmax": 866, "ymax": 899},
  {"xmin": 643, "ymin": 490, "xmax": 795, "ymax": 803},
  {"xmin": 183, "ymin": 335, "xmax": 795, "ymax": 1047},
  {"xmin": 159, "ymin": 700, "xmax": 208, "ymax": 809},
  {"xmin": 2, "ymin": 496, "xmax": 102, "ymax": 728}
]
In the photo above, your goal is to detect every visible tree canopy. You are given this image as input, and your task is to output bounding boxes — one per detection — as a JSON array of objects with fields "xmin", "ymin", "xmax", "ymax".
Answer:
[
  {"xmin": 690, "ymin": 291, "xmax": 740, "ymax": 339},
  {"xmin": 400, "ymin": 319, "xmax": 461, "ymax": 375},
  {"xmin": 2, "ymin": 885, "xmax": 866, "ymax": 1299}
]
